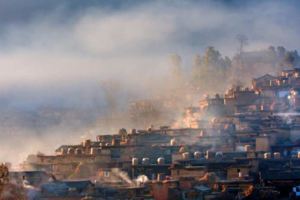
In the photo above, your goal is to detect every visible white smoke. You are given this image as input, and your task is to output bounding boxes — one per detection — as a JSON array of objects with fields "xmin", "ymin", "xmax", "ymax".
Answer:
[{"xmin": 0, "ymin": 0, "xmax": 300, "ymax": 166}]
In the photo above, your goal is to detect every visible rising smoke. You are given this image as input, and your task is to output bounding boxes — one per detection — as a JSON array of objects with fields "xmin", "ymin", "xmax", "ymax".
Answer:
[{"xmin": 0, "ymin": 0, "xmax": 300, "ymax": 165}]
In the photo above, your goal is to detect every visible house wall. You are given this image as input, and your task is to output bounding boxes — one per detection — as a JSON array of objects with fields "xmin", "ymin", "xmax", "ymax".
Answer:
[
  {"xmin": 255, "ymin": 137, "xmax": 271, "ymax": 152},
  {"xmin": 171, "ymin": 168, "xmax": 206, "ymax": 179},
  {"xmin": 227, "ymin": 167, "xmax": 250, "ymax": 179}
]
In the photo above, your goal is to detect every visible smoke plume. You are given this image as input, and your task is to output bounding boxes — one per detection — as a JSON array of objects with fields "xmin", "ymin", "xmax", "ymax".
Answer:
[{"xmin": 0, "ymin": 0, "xmax": 300, "ymax": 165}]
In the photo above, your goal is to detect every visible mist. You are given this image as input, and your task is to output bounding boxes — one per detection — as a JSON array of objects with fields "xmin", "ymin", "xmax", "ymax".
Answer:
[{"xmin": 1, "ymin": 0, "xmax": 300, "ymax": 165}]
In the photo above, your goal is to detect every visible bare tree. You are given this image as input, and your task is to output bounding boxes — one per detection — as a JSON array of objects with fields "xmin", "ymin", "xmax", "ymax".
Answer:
[
  {"xmin": 169, "ymin": 53, "xmax": 182, "ymax": 80},
  {"xmin": 236, "ymin": 34, "xmax": 248, "ymax": 54}
]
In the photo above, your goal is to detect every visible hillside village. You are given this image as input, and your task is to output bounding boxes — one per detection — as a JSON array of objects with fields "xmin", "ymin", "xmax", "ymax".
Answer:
[{"xmin": 3, "ymin": 67, "xmax": 300, "ymax": 199}]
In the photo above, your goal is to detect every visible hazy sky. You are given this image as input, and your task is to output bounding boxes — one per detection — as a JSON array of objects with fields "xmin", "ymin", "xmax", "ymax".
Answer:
[{"xmin": 0, "ymin": 0, "xmax": 299, "ymax": 87}]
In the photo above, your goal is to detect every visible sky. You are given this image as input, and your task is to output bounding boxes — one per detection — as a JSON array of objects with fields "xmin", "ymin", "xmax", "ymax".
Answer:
[
  {"xmin": 1, "ymin": 0, "xmax": 300, "ymax": 164},
  {"xmin": 0, "ymin": 0, "xmax": 299, "ymax": 87}
]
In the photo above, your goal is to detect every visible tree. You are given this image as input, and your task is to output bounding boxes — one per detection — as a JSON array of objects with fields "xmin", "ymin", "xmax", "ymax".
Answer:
[
  {"xmin": 283, "ymin": 50, "xmax": 300, "ymax": 67},
  {"xmin": 223, "ymin": 56, "xmax": 232, "ymax": 69},
  {"xmin": 169, "ymin": 54, "xmax": 182, "ymax": 80},
  {"xmin": 190, "ymin": 46, "xmax": 231, "ymax": 93},
  {"xmin": 129, "ymin": 100, "xmax": 162, "ymax": 128},
  {"xmin": 203, "ymin": 46, "xmax": 221, "ymax": 66},
  {"xmin": 192, "ymin": 54, "xmax": 201, "ymax": 69},
  {"xmin": 277, "ymin": 46, "xmax": 286, "ymax": 58},
  {"xmin": 236, "ymin": 34, "xmax": 248, "ymax": 54}
]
